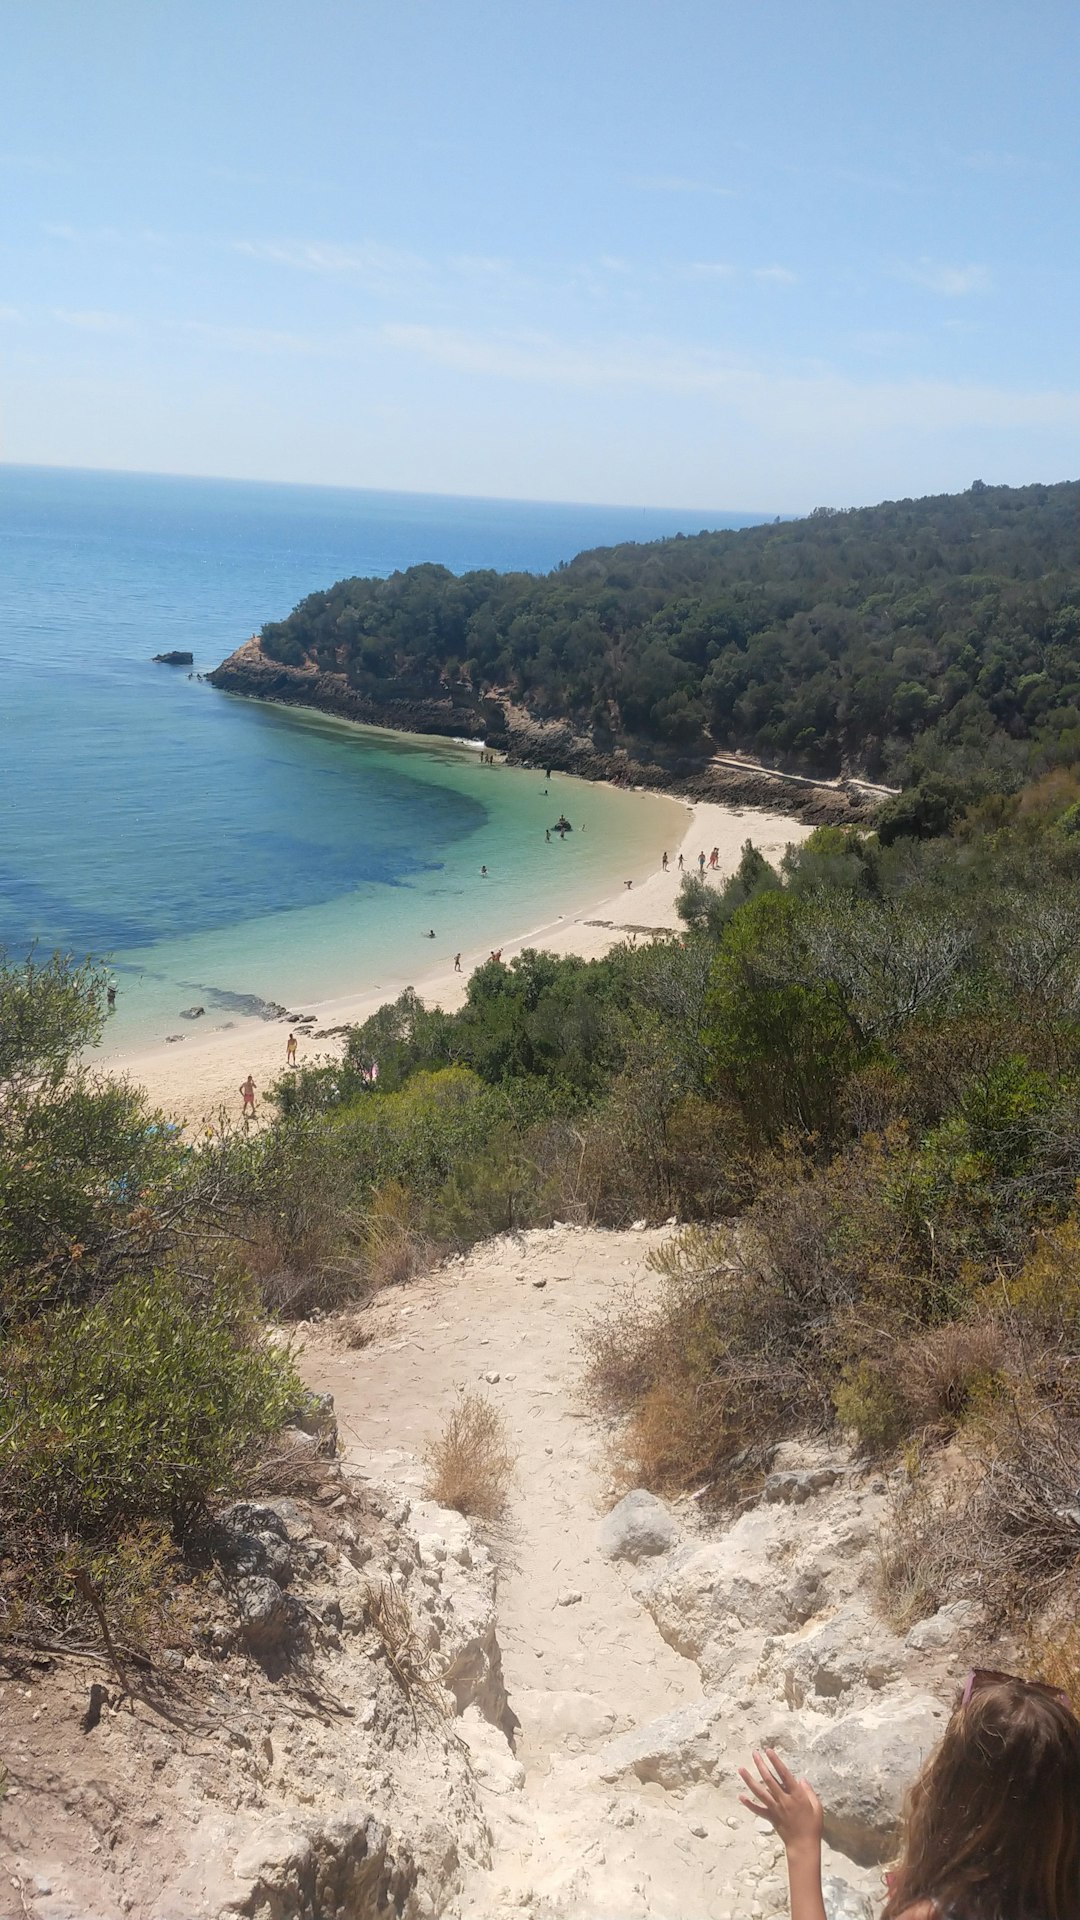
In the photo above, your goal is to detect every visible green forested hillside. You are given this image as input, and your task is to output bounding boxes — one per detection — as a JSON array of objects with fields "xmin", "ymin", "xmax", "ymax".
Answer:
[{"xmin": 261, "ymin": 478, "xmax": 1080, "ymax": 784}]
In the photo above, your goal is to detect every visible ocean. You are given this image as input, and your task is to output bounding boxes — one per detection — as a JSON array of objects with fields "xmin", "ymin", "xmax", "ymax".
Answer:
[{"xmin": 0, "ymin": 465, "xmax": 767, "ymax": 1052}]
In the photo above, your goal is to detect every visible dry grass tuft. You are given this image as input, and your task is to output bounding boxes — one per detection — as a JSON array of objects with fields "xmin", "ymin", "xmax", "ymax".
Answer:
[
  {"xmin": 335, "ymin": 1309, "xmax": 373, "ymax": 1350},
  {"xmin": 875, "ymin": 1466, "xmax": 967, "ymax": 1630},
  {"xmin": 423, "ymin": 1393, "xmax": 515, "ymax": 1522},
  {"xmin": 363, "ymin": 1577, "xmax": 448, "ymax": 1722},
  {"xmin": 898, "ymin": 1319, "xmax": 1005, "ymax": 1430}
]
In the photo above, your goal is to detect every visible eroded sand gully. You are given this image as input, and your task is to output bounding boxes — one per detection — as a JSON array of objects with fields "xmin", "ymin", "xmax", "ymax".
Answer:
[{"xmin": 304, "ymin": 1227, "xmax": 880, "ymax": 1920}]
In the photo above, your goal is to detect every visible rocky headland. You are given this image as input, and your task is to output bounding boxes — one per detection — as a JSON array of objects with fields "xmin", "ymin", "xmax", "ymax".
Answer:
[{"xmin": 208, "ymin": 638, "xmax": 890, "ymax": 828}]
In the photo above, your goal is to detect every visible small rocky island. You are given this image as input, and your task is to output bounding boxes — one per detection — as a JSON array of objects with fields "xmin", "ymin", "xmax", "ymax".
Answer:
[{"xmin": 153, "ymin": 649, "xmax": 194, "ymax": 665}]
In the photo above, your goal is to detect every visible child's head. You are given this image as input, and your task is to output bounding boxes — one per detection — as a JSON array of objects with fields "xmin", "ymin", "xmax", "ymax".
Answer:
[{"xmin": 883, "ymin": 1676, "xmax": 1080, "ymax": 1920}]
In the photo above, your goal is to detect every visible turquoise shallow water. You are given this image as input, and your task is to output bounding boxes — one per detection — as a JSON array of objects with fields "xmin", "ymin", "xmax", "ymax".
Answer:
[{"xmin": 0, "ymin": 466, "xmax": 761, "ymax": 1049}]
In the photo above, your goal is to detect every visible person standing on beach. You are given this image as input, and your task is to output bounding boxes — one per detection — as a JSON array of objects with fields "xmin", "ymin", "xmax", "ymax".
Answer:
[
  {"xmin": 662, "ymin": 851, "xmax": 669, "ymax": 872},
  {"xmin": 240, "ymin": 1074, "xmax": 257, "ymax": 1117},
  {"xmin": 454, "ymin": 952, "xmax": 462, "ymax": 972},
  {"xmin": 677, "ymin": 852, "xmax": 684, "ymax": 871},
  {"xmin": 698, "ymin": 850, "xmax": 706, "ymax": 874},
  {"xmin": 286, "ymin": 1033, "xmax": 297, "ymax": 1066}
]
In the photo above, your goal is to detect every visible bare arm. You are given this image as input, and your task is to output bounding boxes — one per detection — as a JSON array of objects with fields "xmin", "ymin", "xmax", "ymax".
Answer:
[{"xmin": 739, "ymin": 1748, "xmax": 825, "ymax": 1920}]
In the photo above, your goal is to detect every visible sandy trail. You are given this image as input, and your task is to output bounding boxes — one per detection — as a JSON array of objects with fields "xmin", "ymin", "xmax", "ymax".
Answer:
[
  {"xmin": 305, "ymin": 1227, "xmax": 773, "ymax": 1920},
  {"xmin": 108, "ymin": 798, "xmax": 808, "ymax": 1131}
]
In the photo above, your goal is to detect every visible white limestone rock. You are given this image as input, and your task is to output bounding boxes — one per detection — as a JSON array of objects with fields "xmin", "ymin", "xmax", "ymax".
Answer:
[{"xmin": 597, "ymin": 1488, "xmax": 678, "ymax": 1563}]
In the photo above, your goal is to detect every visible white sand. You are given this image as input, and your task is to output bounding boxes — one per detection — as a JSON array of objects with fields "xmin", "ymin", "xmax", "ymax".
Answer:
[{"xmin": 110, "ymin": 799, "xmax": 809, "ymax": 1127}]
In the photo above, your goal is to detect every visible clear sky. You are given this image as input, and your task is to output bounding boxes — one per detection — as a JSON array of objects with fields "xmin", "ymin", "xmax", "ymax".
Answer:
[{"xmin": 1, "ymin": 0, "xmax": 1077, "ymax": 510}]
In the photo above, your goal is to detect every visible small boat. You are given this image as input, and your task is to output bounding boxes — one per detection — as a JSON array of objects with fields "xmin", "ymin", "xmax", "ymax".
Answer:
[{"xmin": 552, "ymin": 814, "xmax": 573, "ymax": 834}]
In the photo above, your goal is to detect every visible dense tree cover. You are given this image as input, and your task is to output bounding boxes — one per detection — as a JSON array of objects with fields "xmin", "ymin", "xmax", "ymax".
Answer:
[{"xmin": 261, "ymin": 479, "xmax": 1080, "ymax": 783}]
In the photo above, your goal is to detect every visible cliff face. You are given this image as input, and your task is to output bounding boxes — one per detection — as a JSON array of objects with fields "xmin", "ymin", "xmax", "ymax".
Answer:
[{"xmin": 209, "ymin": 636, "xmax": 883, "ymax": 826}]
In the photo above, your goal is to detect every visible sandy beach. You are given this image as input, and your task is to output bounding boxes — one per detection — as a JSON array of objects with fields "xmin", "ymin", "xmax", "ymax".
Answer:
[{"xmin": 110, "ymin": 797, "xmax": 810, "ymax": 1127}]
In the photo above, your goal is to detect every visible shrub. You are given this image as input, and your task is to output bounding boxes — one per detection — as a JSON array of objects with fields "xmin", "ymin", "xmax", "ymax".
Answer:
[
  {"xmin": 584, "ymin": 1227, "xmax": 809, "ymax": 1495},
  {"xmin": 875, "ymin": 1465, "xmax": 973, "ymax": 1630},
  {"xmin": 0, "ymin": 1267, "xmax": 300, "ymax": 1537},
  {"xmin": 360, "ymin": 1180, "xmax": 429, "ymax": 1289},
  {"xmin": 238, "ymin": 1121, "xmax": 361, "ymax": 1315},
  {"xmin": 897, "ymin": 1319, "xmax": 1005, "ymax": 1431},
  {"xmin": 833, "ymin": 1359, "xmax": 907, "ymax": 1454},
  {"xmin": 423, "ymin": 1394, "xmax": 515, "ymax": 1522},
  {"xmin": 1008, "ymin": 1218, "xmax": 1080, "ymax": 1337}
]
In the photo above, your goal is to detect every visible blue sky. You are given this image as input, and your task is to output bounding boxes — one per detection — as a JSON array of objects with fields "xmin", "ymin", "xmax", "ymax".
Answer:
[{"xmin": 1, "ymin": 0, "xmax": 1077, "ymax": 509}]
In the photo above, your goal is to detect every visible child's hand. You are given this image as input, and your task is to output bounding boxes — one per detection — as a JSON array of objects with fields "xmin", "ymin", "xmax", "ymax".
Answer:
[{"xmin": 739, "ymin": 1748, "xmax": 824, "ymax": 1854}]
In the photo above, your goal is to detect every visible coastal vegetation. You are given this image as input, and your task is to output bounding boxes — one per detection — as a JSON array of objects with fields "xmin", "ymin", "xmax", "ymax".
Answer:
[
  {"xmin": 0, "ymin": 954, "xmax": 301, "ymax": 1645},
  {"xmin": 10, "ymin": 477, "xmax": 1080, "ymax": 1661},
  {"xmin": 258, "ymin": 478, "xmax": 1080, "ymax": 816},
  {"xmin": 253, "ymin": 765, "xmax": 1080, "ymax": 1635}
]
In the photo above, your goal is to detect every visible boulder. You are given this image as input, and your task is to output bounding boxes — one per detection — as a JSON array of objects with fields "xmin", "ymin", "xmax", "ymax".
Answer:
[
  {"xmin": 598, "ymin": 1488, "xmax": 677, "ymax": 1563},
  {"xmin": 778, "ymin": 1601, "xmax": 905, "ymax": 1709},
  {"xmin": 234, "ymin": 1575, "xmax": 296, "ymax": 1653},
  {"xmin": 639, "ymin": 1525, "xmax": 827, "ymax": 1672},
  {"xmin": 792, "ymin": 1695, "xmax": 948, "ymax": 1864},
  {"xmin": 152, "ymin": 650, "xmax": 194, "ymax": 665},
  {"xmin": 211, "ymin": 1502, "xmax": 293, "ymax": 1584},
  {"xmin": 905, "ymin": 1598, "xmax": 980, "ymax": 1652},
  {"xmin": 595, "ymin": 1700, "xmax": 725, "ymax": 1788},
  {"xmin": 823, "ymin": 1877, "xmax": 875, "ymax": 1920}
]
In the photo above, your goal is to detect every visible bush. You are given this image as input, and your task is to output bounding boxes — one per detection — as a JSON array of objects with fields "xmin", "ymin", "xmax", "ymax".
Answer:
[
  {"xmin": 0, "ymin": 1268, "xmax": 300, "ymax": 1537},
  {"xmin": 237, "ymin": 1120, "xmax": 361, "ymax": 1315},
  {"xmin": 423, "ymin": 1394, "xmax": 515, "ymax": 1522},
  {"xmin": 833, "ymin": 1359, "xmax": 907, "ymax": 1454},
  {"xmin": 898, "ymin": 1319, "xmax": 1005, "ymax": 1431}
]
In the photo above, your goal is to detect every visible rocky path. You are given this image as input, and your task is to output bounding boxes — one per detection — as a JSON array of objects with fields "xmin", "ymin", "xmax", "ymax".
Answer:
[{"xmin": 305, "ymin": 1226, "xmax": 787, "ymax": 1920}]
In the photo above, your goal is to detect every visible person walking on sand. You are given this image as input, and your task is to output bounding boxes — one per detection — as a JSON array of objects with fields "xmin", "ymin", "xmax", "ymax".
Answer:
[
  {"xmin": 286, "ymin": 1033, "xmax": 297, "ymax": 1066},
  {"xmin": 240, "ymin": 1074, "xmax": 256, "ymax": 1117},
  {"xmin": 454, "ymin": 952, "xmax": 462, "ymax": 972},
  {"xmin": 662, "ymin": 851, "xmax": 669, "ymax": 872},
  {"xmin": 698, "ymin": 850, "xmax": 706, "ymax": 874},
  {"xmin": 677, "ymin": 852, "xmax": 684, "ymax": 871},
  {"xmin": 740, "ymin": 1669, "xmax": 1080, "ymax": 1920}
]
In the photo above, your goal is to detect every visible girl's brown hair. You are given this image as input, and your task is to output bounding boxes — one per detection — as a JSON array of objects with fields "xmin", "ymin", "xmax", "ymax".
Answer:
[{"xmin": 882, "ymin": 1680, "xmax": 1080, "ymax": 1920}]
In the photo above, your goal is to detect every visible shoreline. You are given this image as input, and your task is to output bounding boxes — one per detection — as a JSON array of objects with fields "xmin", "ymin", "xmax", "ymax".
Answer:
[
  {"xmin": 107, "ymin": 795, "xmax": 812, "ymax": 1127},
  {"xmin": 209, "ymin": 640, "xmax": 893, "ymax": 823}
]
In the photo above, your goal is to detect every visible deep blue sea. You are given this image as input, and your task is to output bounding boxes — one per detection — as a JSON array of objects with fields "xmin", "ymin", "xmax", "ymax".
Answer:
[{"xmin": 0, "ymin": 465, "xmax": 766, "ymax": 1049}]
